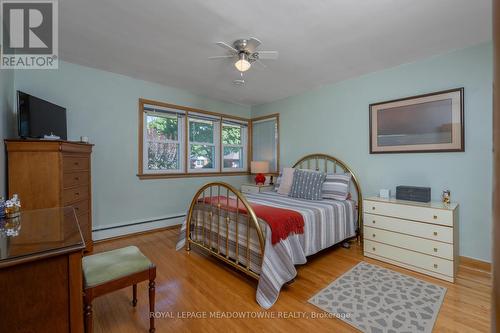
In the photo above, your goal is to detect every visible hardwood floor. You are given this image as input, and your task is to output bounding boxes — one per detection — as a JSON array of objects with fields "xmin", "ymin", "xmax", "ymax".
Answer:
[{"xmin": 92, "ymin": 228, "xmax": 491, "ymax": 332}]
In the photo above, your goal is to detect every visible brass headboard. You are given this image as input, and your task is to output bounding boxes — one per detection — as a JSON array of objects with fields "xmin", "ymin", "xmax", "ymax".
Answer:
[{"xmin": 292, "ymin": 153, "xmax": 363, "ymax": 239}]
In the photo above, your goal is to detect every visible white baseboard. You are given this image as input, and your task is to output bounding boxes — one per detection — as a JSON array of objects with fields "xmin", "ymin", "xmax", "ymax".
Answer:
[{"xmin": 92, "ymin": 214, "xmax": 185, "ymax": 241}]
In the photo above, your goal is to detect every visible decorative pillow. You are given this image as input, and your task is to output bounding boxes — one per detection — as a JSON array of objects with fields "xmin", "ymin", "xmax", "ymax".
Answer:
[
  {"xmin": 277, "ymin": 167, "xmax": 295, "ymax": 195},
  {"xmin": 322, "ymin": 173, "xmax": 352, "ymax": 201},
  {"xmin": 289, "ymin": 169, "xmax": 326, "ymax": 200}
]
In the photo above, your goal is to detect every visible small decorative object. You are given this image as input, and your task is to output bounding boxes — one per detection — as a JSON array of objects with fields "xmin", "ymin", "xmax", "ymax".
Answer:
[
  {"xmin": 370, "ymin": 88, "xmax": 464, "ymax": 153},
  {"xmin": 2, "ymin": 215, "xmax": 21, "ymax": 237},
  {"xmin": 251, "ymin": 160, "xmax": 270, "ymax": 185},
  {"xmin": 5, "ymin": 194, "xmax": 21, "ymax": 219},
  {"xmin": 0, "ymin": 197, "xmax": 5, "ymax": 220},
  {"xmin": 442, "ymin": 190, "xmax": 451, "ymax": 204},
  {"xmin": 379, "ymin": 189, "xmax": 391, "ymax": 199},
  {"xmin": 2, "ymin": 194, "xmax": 21, "ymax": 236},
  {"xmin": 396, "ymin": 186, "xmax": 431, "ymax": 203},
  {"xmin": 80, "ymin": 136, "xmax": 89, "ymax": 143}
]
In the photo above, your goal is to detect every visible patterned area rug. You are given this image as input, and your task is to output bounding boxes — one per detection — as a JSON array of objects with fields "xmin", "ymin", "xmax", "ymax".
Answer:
[{"xmin": 308, "ymin": 262, "xmax": 446, "ymax": 333}]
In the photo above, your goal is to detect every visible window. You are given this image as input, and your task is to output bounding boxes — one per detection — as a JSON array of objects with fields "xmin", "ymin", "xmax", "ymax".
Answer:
[
  {"xmin": 188, "ymin": 114, "xmax": 220, "ymax": 172},
  {"xmin": 222, "ymin": 119, "xmax": 248, "ymax": 171},
  {"xmin": 143, "ymin": 104, "xmax": 185, "ymax": 173},
  {"xmin": 138, "ymin": 99, "xmax": 254, "ymax": 179},
  {"xmin": 251, "ymin": 114, "xmax": 279, "ymax": 173}
]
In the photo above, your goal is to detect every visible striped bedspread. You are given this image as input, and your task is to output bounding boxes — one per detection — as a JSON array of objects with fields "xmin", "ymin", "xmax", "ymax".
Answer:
[{"xmin": 176, "ymin": 191, "xmax": 357, "ymax": 309}]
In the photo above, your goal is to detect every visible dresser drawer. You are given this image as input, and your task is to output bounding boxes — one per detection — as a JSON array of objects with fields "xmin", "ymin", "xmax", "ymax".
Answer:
[
  {"xmin": 65, "ymin": 199, "xmax": 89, "ymax": 215},
  {"xmin": 76, "ymin": 211, "xmax": 91, "ymax": 245},
  {"xmin": 364, "ymin": 226, "xmax": 453, "ymax": 260},
  {"xmin": 63, "ymin": 156, "xmax": 89, "ymax": 172},
  {"xmin": 364, "ymin": 240, "xmax": 453, "ymax": 277},
  {"xmin": 63, "ymin": 186, "xmax": 89, "ymax": 204},
  {"xmin": 63, "ymin": 171, "xmax": 89, "ymax": 188},
  {"xmin": 364, "ymin": 200, "xmax": 453, "ymax": 226},
  {"xmin": 364, "ymin": 213, "xmax": 453, "ymax": 243}
]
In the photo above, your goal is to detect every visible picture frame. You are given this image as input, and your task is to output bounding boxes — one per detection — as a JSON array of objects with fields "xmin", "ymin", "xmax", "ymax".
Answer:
[{"xmin": 369, "ymin": 88, "xmax": 464, "ymax": 154}]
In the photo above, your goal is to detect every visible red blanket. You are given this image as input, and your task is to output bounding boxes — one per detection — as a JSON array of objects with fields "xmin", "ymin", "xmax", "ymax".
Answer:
[{"xmin": 199, "ymin": 196, "xmax": 304, "ymax": 245}]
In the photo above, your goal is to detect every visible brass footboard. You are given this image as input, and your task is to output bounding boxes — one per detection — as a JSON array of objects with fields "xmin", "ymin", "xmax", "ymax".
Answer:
[{"xmin": 185, "ymin": 182, "xmax": 265, "ymax": 280}]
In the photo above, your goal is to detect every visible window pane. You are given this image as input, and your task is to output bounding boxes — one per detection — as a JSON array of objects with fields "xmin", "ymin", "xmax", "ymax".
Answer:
[
  {"xmin": 189, "ymin": 120, "xmax": 214, "ymax": 143},
  {"xmin": 147, "ymin": 115, "xmax": 178, "ymax": 141},
  {"xmin": 190, "ymin": 144, "xmax": 215, "ymax": 169},
  {"xmin": 222, "ymin": 124, "xmax": 241, "ymax": 145},
  {"xmin": 147, "ymin": 142, "xmax": 180, "ymax": 170},
  {"xmin": 223, "ymin": 146, "xmax": 243, "ymax": 169}
]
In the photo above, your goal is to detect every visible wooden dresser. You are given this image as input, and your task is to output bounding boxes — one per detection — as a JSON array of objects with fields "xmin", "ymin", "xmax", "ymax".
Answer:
[
  {"xmin": 363, "ymin": 196, "xmax": 458, "ymax": 282},
  {"xmin": 5, "ymin": 139, "xmax": 94, "ymax": 252},
  {"xmin": 0, "ymin": 207, "xmax": 85, "ymax": 333}
]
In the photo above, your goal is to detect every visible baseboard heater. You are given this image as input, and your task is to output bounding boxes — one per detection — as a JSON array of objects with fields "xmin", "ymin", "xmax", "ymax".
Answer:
[{"xmin": 92, "ymin": 214, "xmax": 186, "ymax": 232}]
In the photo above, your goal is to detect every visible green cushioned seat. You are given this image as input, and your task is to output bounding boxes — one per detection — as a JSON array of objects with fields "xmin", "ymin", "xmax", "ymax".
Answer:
[{"xmin": 83, "ymin": 246, "xmax": 153, "ymax": 288}]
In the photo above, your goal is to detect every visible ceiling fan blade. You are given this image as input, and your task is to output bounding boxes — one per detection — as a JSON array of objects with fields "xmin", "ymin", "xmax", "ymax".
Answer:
[
  {"xmin": 208, "ymin": 55, "xmax": 235, "ymax": 59},
  {"xmin": 254, "ymin": 59, "xmax": 267, "ymax": 68},
  {"xmin": 216, "ymin": 42, "xmax": 238, "ymax": 54},
  {"xmin": 257, "ymin": 51, "xmax": 279, "ymax": 59},
  {"xmin": 247, "ymin": 37, "xmax": 262, "ymax": 53}
]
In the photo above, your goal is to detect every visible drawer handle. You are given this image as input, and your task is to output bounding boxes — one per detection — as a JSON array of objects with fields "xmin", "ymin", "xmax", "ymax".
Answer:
[
  {"xmin": 75, "ymin": 192, "xmax": 80, "ymax": 196},
  {"xmin": 433, "ymin": 215, "xmax": 438, "ymax": 219},
  {"xmin": 433, "ymin": 247, "xmax": 438, "ymax": 252},
  {"xmin": 372, "ymin": 247, "xmax": 376, "ymax": 251},
  {"xmin": 372, "ymin": 220, "xmax": 376, "ymax": 224},
  {"xmin": 74, "ymin": 177, "xmax": 80, "ymax": 181},
  {"xmin": 372, "ymin": 234, "xmax": 376, "ymax": 238},
  {"xmin": 372, "ymin": 207, "xmax": 376, "ymax": 210},
  {"xmin": 433, "ymin": 231, "xmax": 438, "ymax": 236},
  {"xmin": 74, "ymin": 162, "xmax": 79, "ymax": 166},
  {"xmin": 433, "ymin": 264, "xmax": 438, "ymax": 268},
  {"xmin": 75, "ymin": 207, "xmax": 79, "ymax": 211}
]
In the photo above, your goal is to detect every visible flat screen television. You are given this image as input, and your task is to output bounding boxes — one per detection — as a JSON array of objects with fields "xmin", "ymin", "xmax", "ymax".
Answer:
[{"xmin": 18, "ymin": 91, "xmax": 67, "ymax": 140}]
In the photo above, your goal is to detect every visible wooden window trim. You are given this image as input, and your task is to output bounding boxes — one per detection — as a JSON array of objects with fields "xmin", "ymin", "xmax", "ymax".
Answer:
[{"xmin": 138, "ymin": 98, "xmax": 253, "ymax": 179}]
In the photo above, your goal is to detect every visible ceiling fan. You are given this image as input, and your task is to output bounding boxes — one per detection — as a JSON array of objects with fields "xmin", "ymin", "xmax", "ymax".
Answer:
[{"xmin": 209, "ymin": 38, "xmax": 279, "ymax": 72}]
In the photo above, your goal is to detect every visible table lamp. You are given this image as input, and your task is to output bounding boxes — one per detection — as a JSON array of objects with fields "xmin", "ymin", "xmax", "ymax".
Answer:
[{"xmin": 251, "ymin": 161, "xmax": 270, "ymax": 185}]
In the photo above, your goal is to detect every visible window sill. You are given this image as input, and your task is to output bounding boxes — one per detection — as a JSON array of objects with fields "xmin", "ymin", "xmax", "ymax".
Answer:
[{"xmin": 137, "ymin": 171, "xmax": 251, "ymax": 180}]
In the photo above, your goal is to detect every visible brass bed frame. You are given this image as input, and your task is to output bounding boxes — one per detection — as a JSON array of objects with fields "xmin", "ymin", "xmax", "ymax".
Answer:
[{"xmin": 185, "ymin": 153, "xmax": 363, "ymax": 280}]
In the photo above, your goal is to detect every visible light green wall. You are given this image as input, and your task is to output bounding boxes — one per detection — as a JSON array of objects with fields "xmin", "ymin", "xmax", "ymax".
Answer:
[
  {"xmin": 14, "ymin": 61, "xmax": 251, "ymax": 230},
  {"xmin": 252, "ymin": 42, "xmax": 493, "ymax": 262},
  {"xmin": 0, "ymin": 69, "xmax": 14, "ymax": 197}
]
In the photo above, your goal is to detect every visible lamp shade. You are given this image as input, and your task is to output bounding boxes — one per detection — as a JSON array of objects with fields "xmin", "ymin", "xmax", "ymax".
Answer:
[{"xmin": 251, "ymin": 161, "xmax": 270, "ymax": 174}]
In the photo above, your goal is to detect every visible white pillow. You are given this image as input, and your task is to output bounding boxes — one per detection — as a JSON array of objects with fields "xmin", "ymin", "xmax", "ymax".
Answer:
[
  {"xmin": 322, "ymin": 173, "xmax": 351, "ymax": 200},
  {"xmin": 277, "ymin": 167, "xmax": 295, "ymax": 195}
]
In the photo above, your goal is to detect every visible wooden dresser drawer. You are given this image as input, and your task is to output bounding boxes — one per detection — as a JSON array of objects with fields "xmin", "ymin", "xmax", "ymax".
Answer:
[
  {"xmin": 364, "ymin": 200, "xmax": 453, "ymax": 226},
  {"xmin": 63, "ymin": 186, "xmax": 89, "ymax": 204},
  {"xmin": 364, "ymin": 239, "xmax": 453, "ymax": 277},
  {"xmin": 63, "ymin": 171, "xmax": 89, "ymax": 189},
  {"xmin": 65, "ymin": 199, "xmax": 89, "ymax": 215},
  {"xmin": 364, "ymin": 226, "xmax": 453, "ymax": 260},
  {"xmin": 63, "ymin": 156, "xmax": 89, "ymax": 172},
  {"xmin": 76, "ymin": 211, "xmax": 92, "ymax": 251},
  {"xmin": 364, "ymin": 213, "xmax": 453, "ymax": 243}
]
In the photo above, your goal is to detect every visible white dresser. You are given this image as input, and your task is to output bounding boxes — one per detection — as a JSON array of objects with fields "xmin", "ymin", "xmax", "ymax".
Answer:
[
  {"xmin": 240, "ymin": 184, "xmax": 274, "ymax": 194},
  {"xmin": 363, "ymin": 196, "xmax": 459, "ymax": 282}
]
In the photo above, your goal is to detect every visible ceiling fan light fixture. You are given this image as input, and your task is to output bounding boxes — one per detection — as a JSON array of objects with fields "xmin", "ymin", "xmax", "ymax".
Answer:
[{"xmin": 234, "ymin": 53, "xmax": 251, "ymax": 72}]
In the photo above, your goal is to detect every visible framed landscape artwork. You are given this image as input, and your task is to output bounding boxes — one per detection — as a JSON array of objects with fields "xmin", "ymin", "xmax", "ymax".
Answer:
[{"xmin": 369, "ymin": 88, "xmax": 464, "ymax": 153}]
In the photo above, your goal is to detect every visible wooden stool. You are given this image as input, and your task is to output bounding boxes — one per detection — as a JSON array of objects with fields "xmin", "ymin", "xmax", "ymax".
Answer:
[{"xmin": 82, "ymin": 246, "xmax": 156, "ymax": 333}]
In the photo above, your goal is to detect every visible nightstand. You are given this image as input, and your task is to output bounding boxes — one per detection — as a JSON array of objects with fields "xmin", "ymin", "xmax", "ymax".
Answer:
[{"xmin": 240, "ymin": 184, "xmax": 274, "ymax": 194}]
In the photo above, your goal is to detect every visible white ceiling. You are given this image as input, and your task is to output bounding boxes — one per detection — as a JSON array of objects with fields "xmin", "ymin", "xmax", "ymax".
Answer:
[{"xmin": 60, "ymin": 0, "xmax": 491, "ymax": 106}]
